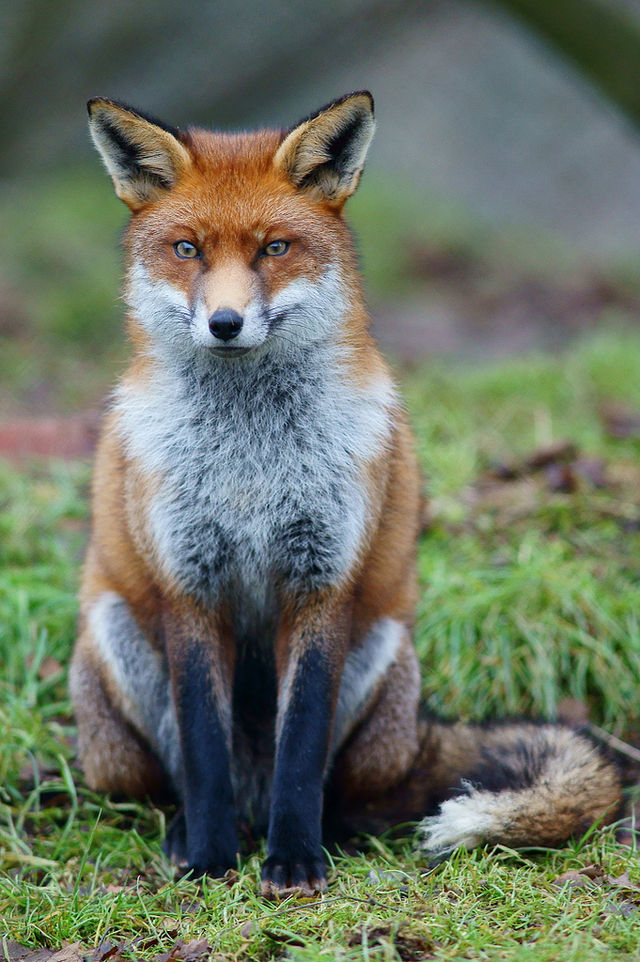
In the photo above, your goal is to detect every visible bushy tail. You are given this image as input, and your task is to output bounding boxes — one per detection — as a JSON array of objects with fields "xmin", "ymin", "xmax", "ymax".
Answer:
[{"xmin": 417, "ymin": 720, "xmax": 624, "ymax": 857}]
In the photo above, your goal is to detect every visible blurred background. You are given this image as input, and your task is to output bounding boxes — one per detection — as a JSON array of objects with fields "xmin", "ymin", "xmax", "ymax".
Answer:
[{"xmin": 2, "ymin": 0, "xmax": 640, "ymax": 417}]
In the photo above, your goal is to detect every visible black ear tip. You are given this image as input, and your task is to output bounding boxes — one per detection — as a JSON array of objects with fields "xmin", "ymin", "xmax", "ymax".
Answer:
[
  {"xmin": 87, "ymin": 97, "xmax": 122, "ymax": 117},
  {"xmin": 354, "ymin": 90, "xmax": 374, "ymax": 113},
  {"xmin": 342, "ymin": 90, "xmax": 374, "ymax": 117},
  {"xmin": 87, "ymin": 97, "xmax": 108, "ymax": 117}
]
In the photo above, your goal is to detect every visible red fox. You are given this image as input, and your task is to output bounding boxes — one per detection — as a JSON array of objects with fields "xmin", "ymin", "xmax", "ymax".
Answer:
[{"xmin": 70, "ymin": 92, "xmax": 623, "ymax": 897}]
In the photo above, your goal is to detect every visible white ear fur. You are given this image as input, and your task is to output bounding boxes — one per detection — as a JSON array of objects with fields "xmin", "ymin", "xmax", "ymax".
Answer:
[
  {"xmin": 274, "ymin": 91, "xmax": 375, "ymax": 206},
  {"xmin": 87, "ymin": 98, "xmax": 191, "ymax": 210}
]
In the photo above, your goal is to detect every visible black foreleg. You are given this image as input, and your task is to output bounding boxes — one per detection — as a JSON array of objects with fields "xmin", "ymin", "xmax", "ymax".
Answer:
[
  {"xmin": 261, "ymin": 599, "xmax": 349, "ymax": 897},
  {"xmin": 166, "ymin": 628, "xmax": 238, "ymax": 878},
  {"xmin": 262, "ymin": 645, "xmax": 333, "ymax": 895}
]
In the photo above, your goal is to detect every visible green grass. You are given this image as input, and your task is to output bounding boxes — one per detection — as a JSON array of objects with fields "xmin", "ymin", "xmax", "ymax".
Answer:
[
  {"xmin": 1, "ymin": 334, "xmax": 640, "ymax": 959},
  {"xmin": 0, "ymin": 169, "xmax": 128, "ymax": 413},
  {"xmin": 406, "ymin": 332, "xmax": 640, "ymax": 728}
]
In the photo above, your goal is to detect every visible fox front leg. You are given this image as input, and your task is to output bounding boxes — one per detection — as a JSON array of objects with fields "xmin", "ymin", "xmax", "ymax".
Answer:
[
  {"xmin": 261, "ymin": 602, "xmax": 348, "ymax": 897},
  {"xmin": 164, "ymin": 614, "xmax": 237, "ymax": 878}
]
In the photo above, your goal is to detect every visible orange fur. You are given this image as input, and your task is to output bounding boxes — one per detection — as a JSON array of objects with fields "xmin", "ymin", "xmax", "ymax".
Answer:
[{"xmin": 71, "ymin": 94, "xmax": 623, "ymax": 896}]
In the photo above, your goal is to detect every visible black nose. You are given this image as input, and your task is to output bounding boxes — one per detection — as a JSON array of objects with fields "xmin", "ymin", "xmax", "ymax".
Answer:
[{"xmin": 209, "ymin": 308, "xmax": 243, "ymax": 342}]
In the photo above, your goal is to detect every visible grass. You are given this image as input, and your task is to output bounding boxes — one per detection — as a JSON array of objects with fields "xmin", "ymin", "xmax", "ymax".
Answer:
[
  {"xmin": 1, "ymin": 334, "xmax": 640, "ymax": 959},
  {"xmin": 0, "ymin": 168, "xmax": 127, "ymax": 414},
  {"xmin": 406, "ymin": 333, "xmax": 640, "ymax": 729}
]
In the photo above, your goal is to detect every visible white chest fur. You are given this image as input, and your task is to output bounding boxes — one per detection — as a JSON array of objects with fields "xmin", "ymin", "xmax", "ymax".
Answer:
[{"xmin": 115, "ymin": 344, "xmax": 395, "ymax": 611}]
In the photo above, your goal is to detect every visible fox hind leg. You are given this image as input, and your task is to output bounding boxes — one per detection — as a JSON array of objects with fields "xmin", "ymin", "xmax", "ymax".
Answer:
[
  {"xmin": 69, "ymin": 641, "xmax": 167, "ymax": 798},
  {"xmin": 330, "ymin": 625, "xmax": 422, "ymax": 802},
  {"xmin": 70, "ymin": 591, "xmax": 181, "ymax": 798}
]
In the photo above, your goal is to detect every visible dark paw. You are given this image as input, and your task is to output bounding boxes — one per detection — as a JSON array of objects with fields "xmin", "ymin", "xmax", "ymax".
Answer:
[
  {"xmin": 260, "ymin": 854, "xmax": 327, "ymax": 899},
  {"xmin": 162, "ymin": 810, "xmax": 235, "ymax": 879},
  {"xmin": 163, "ymin": 809, "xmax": 188, "ymax": 867}
]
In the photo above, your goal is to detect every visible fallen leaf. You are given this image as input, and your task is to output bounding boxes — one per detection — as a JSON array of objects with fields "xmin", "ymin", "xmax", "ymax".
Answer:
[
  {"xmin": 603, "ymin": 871, "xmax": 640, "ymax": 895},
  {"xmin": 37, "ymin": 657, "xmax": 63, "ymax": 680},
  {"xmin": 600, "ymin": 401, "xmax": 640, "ymax": 440},
  {"xmin": 47, "ymin": 944, "xmax": 85, "ymax": 962},
  {"xmin": 348, "ymin": 924, "xmax": 438, "ymax": 961},
  {"xmin": 178, "ymin": 900, "xmax": 205, "ymax": 916},
  {"xmin": 545, "ymin": 462, "xmax": 578, "ymax": 493},
  {"xmin": 526, "ymin": 441, "xmax": 578, "ymax": 470},
  {"xmin": 221, "ymin": 868, "xmax": 238, "ymax": 888},
  {"xmin": 4, "ymin": 946, "xmax": 55, "ymax": 962},
  {"xmin": 601, "ymin": 899, "xmax": 638, "ymax": 918},
  {"xmin": 441, "ymin": 885, "xmax": 460, "ymax": 902},
  {"xmin": 17, "ymin": 762, "xmax": 60, "ymax": 788},
  {"xmin": 131, "ymin": 935, "xmax": 162, "ymax": 955},
  {"xmin": 0, "ymin": 946, "xmax": 88, "ymax": 962},
  {"xmin": 153, "ymin": 940, "xmax": 212, "ymax": 962},
  {"xmin": 573, "ymin": 458, "xmax": 607, "ymax": 488},
  {"xmin": 556, "ymin": 697, "xmax": 590, "ymax": 728},
  {"xmin": 485, "ymin": 461, "xmax": 519, "ymax": 481},
  {"xmin": 0, "ymin": 943, "xmax": 51, "ymax": 962},
  {"xmin": 366, "ymin": 868, "xmax": 409, "ymax": 885},
  {"xmin": 175, "ymin": 941, "xmax": 211, "ymax": 962},
  {"xmin": 553, "ymin": 864, "xmax": 604, "ymax": 888},
  {"xmin": 86, "ymin": 943, "xmax": 125, "ymax": 962}
]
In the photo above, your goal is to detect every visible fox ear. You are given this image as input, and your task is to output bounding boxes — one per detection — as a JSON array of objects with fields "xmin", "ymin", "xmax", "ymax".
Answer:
[
  {"xmin": 87, "ymin": 98, "xmax": 191, "ymax": 210},
  {"xmin": 274, "ymin": 91, "xmax": 375, "ymax": 208}
]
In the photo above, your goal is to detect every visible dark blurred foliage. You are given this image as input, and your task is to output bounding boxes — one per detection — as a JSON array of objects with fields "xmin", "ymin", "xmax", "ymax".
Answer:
[
  {"xmin": 0, "ymin": 0, "xmax": 425, "ymax": 177},
  {"xmin": 495, "ymin": 0, "xmax": 640, "ymax": 126},
  {"xmin": 3, "ymin": 0, "xmax": 640, "ymax": 177}
]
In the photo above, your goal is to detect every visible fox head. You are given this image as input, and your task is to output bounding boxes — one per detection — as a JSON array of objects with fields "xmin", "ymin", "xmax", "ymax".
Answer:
[{"xmin": 88, "ymin": 93, "xmax": 375, "ymax": 360}]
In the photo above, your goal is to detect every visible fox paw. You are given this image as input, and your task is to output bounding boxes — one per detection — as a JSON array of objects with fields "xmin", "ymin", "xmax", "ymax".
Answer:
[
  {"xmin": 162, "ymin": 810, "xmax": 235, "ymax": 879},
  {"xmin": 163, "ymin": 809, "xmax": 188, "ymax": 867},
  {"xmin": 260, "ymin": 855, "xmax": 327, "ymax": 899}
]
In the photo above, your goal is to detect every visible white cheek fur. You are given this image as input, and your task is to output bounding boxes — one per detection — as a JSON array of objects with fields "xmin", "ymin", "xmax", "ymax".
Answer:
[
  {"xmin": 126, "ymin": 260, "xmax": 348, "ymax": 358},
  {"xmin": 126, "ymin": 261, "xmax": 192, "ymax": 354},
  {"xmin": 268, "ymin": 266, "xmax": 346, "ymax": 347}
]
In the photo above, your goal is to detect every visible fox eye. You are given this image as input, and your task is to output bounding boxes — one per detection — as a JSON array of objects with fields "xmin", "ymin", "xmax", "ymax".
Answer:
[
  {"xmin": 174, "ymin": 240, "xmax": 200, "ymax": 259},
  {"xmin": 263, "ymin": 240, "xmax": 290, "ymax": 257}
]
